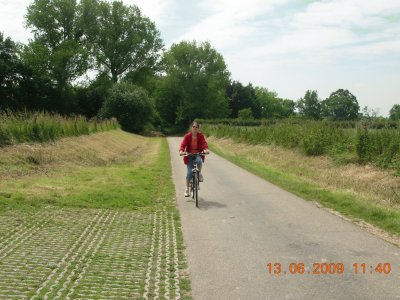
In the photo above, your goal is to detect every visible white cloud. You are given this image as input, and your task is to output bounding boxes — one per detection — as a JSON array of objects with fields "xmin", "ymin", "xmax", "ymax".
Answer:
[{"xmin": 174, "ymin": 0, "xmax": 288, "ymax": 48}]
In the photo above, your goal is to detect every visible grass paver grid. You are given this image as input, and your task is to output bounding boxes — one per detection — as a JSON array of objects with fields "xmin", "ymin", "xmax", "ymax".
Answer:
[
  {"xmin": 0, "ymin": 207, "xmax": 186, "ymax": 299},
  {"xmin": 0, "ymin": 209, "xmax": 99, "ymax": 297}
]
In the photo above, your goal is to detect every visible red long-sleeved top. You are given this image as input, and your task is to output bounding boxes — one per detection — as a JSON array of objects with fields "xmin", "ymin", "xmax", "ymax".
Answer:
[{"xmin": 179, "ymin": 132, "xmax": 208, "ymax": 165}]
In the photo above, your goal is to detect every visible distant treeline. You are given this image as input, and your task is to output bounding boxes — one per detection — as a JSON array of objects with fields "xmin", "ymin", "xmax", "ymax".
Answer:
[
  {"xmin": 0, "ymin": 111, "xmax": 119, "ymax": 147},
  {"xmin": 1, "ymin": 0, "xmax": 399, "ymax": 134},
  {"xmin": 201, "ymin": 120, "xmax": 400, "ymax": 172}
]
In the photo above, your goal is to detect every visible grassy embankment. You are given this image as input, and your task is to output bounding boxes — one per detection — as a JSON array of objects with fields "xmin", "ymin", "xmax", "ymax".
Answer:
[
  {"xmin": 0, "ymin": 110, "xmax": 119, "ymax": 147},
  {"xmin": 0, "ymin": 129, "xmax": 191, "ymax": 299},
  {"xmin": 202, "ymin": 123, "xmax": 400, "ymax": 239}
]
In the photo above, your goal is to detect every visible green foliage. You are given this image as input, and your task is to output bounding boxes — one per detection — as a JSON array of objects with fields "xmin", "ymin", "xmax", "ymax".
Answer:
[
  {"xmin": 98, "ymin": 82, "xmax": 155, "ymax": 133},
  {"xmin": 322, "ymin": 89, "xmax": 360, "ymax": 120},
  {"xmin": 80, "ymin": 0, "xmax": 163, "ymax": 83},
  {"xmin": 156, "ymin": 41, "xmax": 231, "ymax": 128},
  {"xmin": 25, "ymin": 0, "xmax": 89, "ymax": 87},
  {"xmin": 76, "ymin": 74, "xmax": 113, "ymax": 118},
  {"xmin": 389, "ymin": 104, "xmax": 400, "ymax": 121},
  {"xmin": 0, "ymin": 110, "xmax": 119, "ymax": 147},
  {"xmin": 255, "ymin": 87, "xmax": 295, "ymax": 119},
  {"xmin": 226, "ymin": 81, "xmax": 258, "ymax": 118},
  {"xmin": 0, "ymin": 33, "xmax": 23, "ymax": 109},
  {"xmin": 238, "ymin": 108, "xmax": 254, "ymax": 120},
  {"xmin": 296, "ymin": 90, "xmax": 321, "ymax": 119},
  {"xmin": 356, "ymin": 128, "xmax": 400, "ymax": 170},
  {"xmin": 201, "ymin": 119, "xmax": 400, "ymax": 170}
]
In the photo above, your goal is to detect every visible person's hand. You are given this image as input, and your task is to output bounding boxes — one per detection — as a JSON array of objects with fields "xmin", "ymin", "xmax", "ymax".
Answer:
[{"xmin": 203, "ymin": 149, "xmax": 210, "ymax": 154}]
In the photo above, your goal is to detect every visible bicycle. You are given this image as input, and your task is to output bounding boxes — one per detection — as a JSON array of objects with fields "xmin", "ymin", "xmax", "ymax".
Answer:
[{"xmin": 180, "ymin": 151, "xmax": 209, "ymax": 207}]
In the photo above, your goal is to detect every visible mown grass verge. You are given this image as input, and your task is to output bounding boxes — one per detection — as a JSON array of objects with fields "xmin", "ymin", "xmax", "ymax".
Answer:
[
  {"xmin": 209, "ymin": 141, "xmax": 400, "ymax": 236},
  {"xmin": 0, "ymin": 138, "xmax": 172, "ymax": 211}
]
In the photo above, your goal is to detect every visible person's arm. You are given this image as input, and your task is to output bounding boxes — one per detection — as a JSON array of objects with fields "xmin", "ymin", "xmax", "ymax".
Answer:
[
  {"xmin": 179, "ymin": 134, "xmax": 188, "ymax": 154},
  {"xmin": 200, "ymin": 133, "xmax": 209, "ymax": 153}
]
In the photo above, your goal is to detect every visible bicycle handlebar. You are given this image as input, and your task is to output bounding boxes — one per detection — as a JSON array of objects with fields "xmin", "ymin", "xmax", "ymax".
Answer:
[{"xmin": 179, "ymin": 151, "xmax": 209, "ymax": 156}]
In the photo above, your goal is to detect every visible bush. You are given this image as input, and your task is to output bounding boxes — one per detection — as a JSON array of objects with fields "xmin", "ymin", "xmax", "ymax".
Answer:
[
  {"xmin": 238, "ymin": 108, "xmax": 254, "ymax": 120},
  {"xmin": 98, "ymin": 83, "xmax": 155, "ymax": 133},
  {"xmin": 201, "ymin": 119, "xmax": 400, "ymax": 171}
]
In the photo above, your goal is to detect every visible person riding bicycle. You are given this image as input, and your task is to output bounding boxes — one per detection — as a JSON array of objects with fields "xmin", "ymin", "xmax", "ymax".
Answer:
[{"xmin": 179, "ymin": 121, "xmax": 209, "ymax": 197}]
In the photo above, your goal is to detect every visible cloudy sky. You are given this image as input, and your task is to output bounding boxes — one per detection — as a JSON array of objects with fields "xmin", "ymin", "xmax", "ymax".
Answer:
[{"xmin": 1, "ymin": 0, "xmax": 399, "ymax": 116}]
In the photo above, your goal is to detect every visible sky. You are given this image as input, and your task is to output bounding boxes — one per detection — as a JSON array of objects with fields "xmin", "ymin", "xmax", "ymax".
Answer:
[{"xmin": 1, "ymin": 0, "xmax": 400, "ymax": 116}]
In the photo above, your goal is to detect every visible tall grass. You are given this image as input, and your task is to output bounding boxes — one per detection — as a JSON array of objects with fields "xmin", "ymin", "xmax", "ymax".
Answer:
[
  {"xmin": 0, "ymin": 110, "xmax": 119, "ymax": 147},
  {"xmin": 201, "ymin": 120, "xmax": 400, "ymax": 171}
]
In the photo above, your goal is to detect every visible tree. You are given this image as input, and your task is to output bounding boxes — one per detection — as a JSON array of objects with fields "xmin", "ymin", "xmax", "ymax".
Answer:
[
  {"xmin": 296, "ymin": 90, "xmax": 321, "ymax": 119},
  {"xmin": 98, "ymin": 82, "xmax": 155, "ymax": 132},
  {"xmin": 322, "ymin": 89, "xmax": 359, "ymax": 121},
  {"xmin": 253, "ymin": 87, "xmax": 294, "ymax": 118},
  {"xmin": 156, "ymin": 41, "xmax": 231, "ymax": 127},
  {"xmin": 254, "ymin": 87, "xmax": 279, "ymax": 119},
  {"xmin": 280, "ymin": 98, "xmax": 296, "ymax": 118},
  {"xmin": 76, "ymin": 73, "xmax": 113, "ymax": 118},
  {"xmin": 81, "ymin": 0, "xmax": 163, "ymax": 83},
  {"xmin": 25, "ymin": 0, "xmax": 89, "ymax": 88},
  {"xmin": 0, "ymin": 33, "xmax": 24, "ymax": 109},
  {"xmin": 226, "ymin": 81, "xmax": 258, "ymax": 118},
  {"xmin": 389, "ymin": 104, "xmax": 400, "ymax": 121},
  {"xmin": 0, "ymin": 33, "xmax": 53, "ymax": 111}
]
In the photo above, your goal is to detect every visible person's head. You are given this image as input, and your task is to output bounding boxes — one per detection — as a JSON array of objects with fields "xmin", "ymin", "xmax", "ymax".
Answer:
[{"xmin": 191, "ymin": 121, "xmax": 199, "ymax": 134}]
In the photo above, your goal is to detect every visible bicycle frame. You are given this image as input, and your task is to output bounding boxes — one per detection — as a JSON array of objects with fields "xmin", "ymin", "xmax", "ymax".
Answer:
[
  {"xmin": 189, "ymin": 154, "xmax": 200, "ymax": 206},
  {"xmin": 180, "ymin": 152, "xmax": 208, "ymax": 207}
]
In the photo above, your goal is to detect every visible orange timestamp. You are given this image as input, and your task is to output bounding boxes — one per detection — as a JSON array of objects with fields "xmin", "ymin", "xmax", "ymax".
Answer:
[{"xmin": 267, "ymin": 262, "xmax": 392, "ymax": 275}]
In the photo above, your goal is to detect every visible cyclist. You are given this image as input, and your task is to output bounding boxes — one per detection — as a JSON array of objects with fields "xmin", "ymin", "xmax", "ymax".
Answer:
[{"xmin": 179, "ymin": 121, "xmax": 209, "ymax": 197}]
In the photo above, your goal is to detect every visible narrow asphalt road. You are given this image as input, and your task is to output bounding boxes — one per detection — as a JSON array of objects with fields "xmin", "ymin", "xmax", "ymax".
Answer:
[{"xmin": 168, "ymin": 137, "xmax": 400, "ymax": 300}]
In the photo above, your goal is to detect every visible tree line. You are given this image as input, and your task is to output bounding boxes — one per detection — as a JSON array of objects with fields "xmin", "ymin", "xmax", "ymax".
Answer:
[{"xmin": 1, "ymin": 0, "xmax": 399, "ymax": 133}]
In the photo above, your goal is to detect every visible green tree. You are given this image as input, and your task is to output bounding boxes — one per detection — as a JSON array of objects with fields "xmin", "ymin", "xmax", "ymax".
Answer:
[
  {"xmin": 280, "ymin": 98, "xmax": 296, "ymax": 118},
  {"xmin": 296, "ymin": 90, "xmax": 321, "ymax": 119},
  {"xmin": 0, "ymin": 33, "xmax": 24, "ymax": 109},
  {"xmin": 25, "ymin": 0, "xmax": 89, "ymax": 88},
  {"xmin": 76, "ymin": 73, "xmax": 113, "ymax": 118},
  {"xmin": 389, "ymin": 104, "xmax": 400, "ymax": 121},
  {"xmin": 226, "ymin": 81, "xmax": 258, "ymax": 118},
  {"xmin": 255, "ymin": 87, "xmax": 279, "ymax": 118},
  {"xmin": 81, "ymin": 0, "xmax": 163, "ymax": 83},
  {"xmin": 98, "ymin": 82, "xmax": 155, "ymax": 132},
  {"xmin": 156, "ymin": 41, "xmax": 231, "ymax": 127},
  {"xmin": 0, "ymin": 33, "xmax": 53, "ymax": 111},
  {"xmin": 322, "ymin": 89, "xmax": 359, "ymax": 121},
  {"xmin": 254, "ymin": 87, "xmax": 294, "ymax": 118}
]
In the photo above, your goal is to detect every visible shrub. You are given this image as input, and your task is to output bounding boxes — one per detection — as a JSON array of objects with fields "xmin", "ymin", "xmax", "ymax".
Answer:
[{"xmin": 98, "ymin": 83, "xmax": 155, "ymax": 133}]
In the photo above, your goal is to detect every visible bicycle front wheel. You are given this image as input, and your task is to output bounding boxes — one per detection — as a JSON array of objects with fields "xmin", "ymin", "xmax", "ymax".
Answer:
[{"xmin": 193, "ymin": 173, "xmax": 198, "ymax": 207}]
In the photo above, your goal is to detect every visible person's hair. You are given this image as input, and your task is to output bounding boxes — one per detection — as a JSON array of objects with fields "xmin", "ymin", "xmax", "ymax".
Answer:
[{"xmin": 192, "ymin": 121, "xmax": 199, "ymax": 128}]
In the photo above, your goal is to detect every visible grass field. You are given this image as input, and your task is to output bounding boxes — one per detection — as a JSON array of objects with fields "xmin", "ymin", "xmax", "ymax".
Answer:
[
  {"xmin": 0, "ymin": 130, "xmax": 191, "ymax": 299},
  {"xmin": 207, "ymin": 136, "xmax": 400, "ymax": 243}
]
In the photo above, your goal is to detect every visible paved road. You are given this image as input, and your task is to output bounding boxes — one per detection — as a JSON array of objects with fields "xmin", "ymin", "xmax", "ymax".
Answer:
[{"xmin": 168, "ymin": 137, "xmax": 400, "ymax": 300}]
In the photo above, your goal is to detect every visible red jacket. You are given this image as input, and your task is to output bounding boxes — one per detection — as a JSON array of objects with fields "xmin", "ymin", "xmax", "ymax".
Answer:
[{"xmin": 179, "ymin": 132, "xmax": 208, "ymax": 165}]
